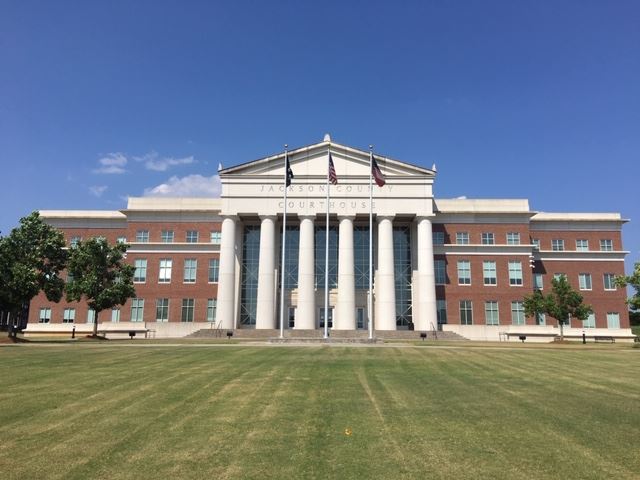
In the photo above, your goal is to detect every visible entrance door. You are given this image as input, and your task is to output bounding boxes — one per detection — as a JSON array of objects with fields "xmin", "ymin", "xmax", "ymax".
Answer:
[
  {"xmin": 288, "ymin": 307, "xmax": 296, "ymax": 328},
  {"xmin": 356, "ymin": 308, "xmax": 366, "ymax": 329},
  {"xmin": 318, "ymin": 308, "xmax": 333, "ymax": 328}
]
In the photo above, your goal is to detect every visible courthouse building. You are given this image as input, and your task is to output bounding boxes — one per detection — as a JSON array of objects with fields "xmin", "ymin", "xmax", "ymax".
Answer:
[{"xmin": 26, "ymin": 138, "xmax": 632, "ymax": 340}]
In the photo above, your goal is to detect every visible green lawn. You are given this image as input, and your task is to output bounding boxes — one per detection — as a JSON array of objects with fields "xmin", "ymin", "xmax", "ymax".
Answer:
[{"xmin": 0, "ymin": 344, "xmax": 638, "ymax": 479}]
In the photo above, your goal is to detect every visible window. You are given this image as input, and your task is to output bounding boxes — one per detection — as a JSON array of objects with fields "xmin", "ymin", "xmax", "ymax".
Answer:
[
  {"xmin": 111, "ymin": 308, "xmax": 120, "ymax": 323},
  {"xmin": 39, "ymin": 308, "xmax": 51, "ymax": 323},
  {"xmin": 583, "ymin": 313, "xmax": 595, "ymax": 328},
  {"xmin": 578, "ymin": 273, "xmax": 592, "ymax": 290},
  {"xmin": 603, "ymin": 273, "xmax": 616, "ymax": 290},
  {"xmin": 161, "ymin": 230, "xmax": 174, "ymax": 243},
  {"xmin": 576, "ymin": 239, "xmax": 589, "ymax": 251},
  {"xmin": 434, "ymin": 260, "xmax": 446, "ymax": 285},
  {"xmin": 506, "ymin": 232, "xmax": 520, "ymax": 245},
  {"xmin": 208, "ymin": 258, "xmax": 220, "ymax": 283},
  {"xmin": 456, "ymin": 232, "xmax": 469, "ymax": 245},
  {"xmin": 606, "ymin": 312, "xmax": 620, "ymax": 329},
  {"xmin": 183, "ymin": 259, "xmax": 197, "ymax": 283},
  {"xmin": 533, "ymin": 274, "xmax": 543, "ymax": 290},
  {"xmin": 207, "ymin": 299, "xmax": 217, "ymax": 323},
  {"xmin": 291, "ymin": 307, "xmax": 298, "ymax": 328},
  {"xmin": 481, "ymin": 233, "xmax": 495, "ymax": 245},
  {"xmin": 156, "ymin": 298, "xmax": 169, "ymax": 322},
  {"xmin": 210, "ymin": 231, "xmax": 222, "ymax": 244},
  {"xmin": 116, "ymin": 236, "xmax": 127, "ymax": 244},
  {"xmin": 186, "ymin": 230, "xmax": 199, "ymax": 243},
  {"xmin": 182, "ymin": 299, "xmax": 195, "ymax": 322},
  {"xmin": 70, "ymin": 236, "xmax": 82, "ymax": 247},
  {"xmin": 457, "ymin": 260, "xmax": 471, "ymax": 285},
  {"xmin": 535, "ymin": 312, "xmax": 546, "ymax": 326},
  {"xmin": 511, "ymin": 301, "xmax": 525, "ymax": 325},
  {"xmin": 432, "ymin": 231, "xmax": 445, "ymax": 245},
  {"xmin": 134, "ymin": 259, "xmax": 147, "ymax": 283},
  {"xmin": 87, "ymin": 309, "xmax": 95, "ymax": 324},
  {"xmin": 551, "ymin": 239, "xmax": 564, "ymax": 251},
  {"xmin": 531, "ymin": 238, "xmax": 540, "ymax": 250},
  {"xmin": 159, "ymin": 259, "xmax": 172, "ymax": 283},
  {"xmin": 600, "ymin": 239, "xmax": 613, "ymax": 251},
  {"xmin": 460, "ymin": 300, "xmax": 473, "ymax": 325},
  {"xmin": 508, "ymin": 261, "xmax": 523, "ymax": 286},
  {"xmin": 436, "ymin": 300, "xmax": 447, "ymax": 324},
  {"xmin": 483, "ymin": 261, "xmax": 497, "ymax": 286},
  {"xmin": 63, "ymin": 308, "xmax": 75, "ymax": 323},
  {"xmin": 485, "ymin": 301, "xmax": 499, "ymax": 325},
  {"xmin": 554, "ymin": 273, "xmax": 566, "ymax": 281},
  {"xmin": 130, "ymin": 298, "xmax": 144, "ymax": 322},
  {"xmin": 136, "ymin": 230, "xmax": 149, "ymax": 243}
]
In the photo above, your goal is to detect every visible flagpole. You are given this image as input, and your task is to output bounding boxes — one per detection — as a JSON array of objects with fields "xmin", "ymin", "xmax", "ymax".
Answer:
[
  {"xmin": 279, "ymin": 145, "xmax": 288, "ymax": 339},
  {"xmin": 369, "ymin": 146, "xmax": 374, "ymax": 340},
  {"xmin": 324, "ymin": 145, "xmax": 330, "ymax": 339}
]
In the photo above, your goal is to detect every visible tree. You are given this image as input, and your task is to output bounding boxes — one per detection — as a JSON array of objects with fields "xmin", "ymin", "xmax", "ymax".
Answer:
[
  {"xmin": 523, "ymin": 276, "xmax": 592, "ymax": 341},
  {"xmin": 615, "ymin": 262, "xmax": 640, "ymax": 312},
  {"xmin": 65, "ymin": 237, "xmax": 135, "ymax": 337},
  {"xmin": 0, "ymin": 212, "xmax": 67, "ymax": 334}
]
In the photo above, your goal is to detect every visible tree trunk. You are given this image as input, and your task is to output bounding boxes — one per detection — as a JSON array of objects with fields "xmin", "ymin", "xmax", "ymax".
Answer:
[
  {"xmin": 559, "ymin": 320, "xmax": 564, "ymax": 341},
  {"xmin": 93, "ymin": 310, "xmax": 99, "ymax": 337}
]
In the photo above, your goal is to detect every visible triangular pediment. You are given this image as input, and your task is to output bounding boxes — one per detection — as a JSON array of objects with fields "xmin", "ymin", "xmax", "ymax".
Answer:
[{"xmin": 219, "ymin": 140, "xmax": 435, "ymax": 179}]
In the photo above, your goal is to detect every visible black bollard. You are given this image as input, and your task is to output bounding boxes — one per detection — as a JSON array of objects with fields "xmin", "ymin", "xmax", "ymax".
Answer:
[
  {"xmin": 72, "ymin": 326, "xmax": 76, "ymax": 339},
  {"xmin": 582, "ymin": 332, "xmax": 586, "ymax": 344}
]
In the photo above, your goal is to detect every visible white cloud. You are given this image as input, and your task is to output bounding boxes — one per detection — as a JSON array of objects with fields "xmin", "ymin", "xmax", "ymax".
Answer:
[
  {"xmin": 94, "ymin": 153, "xmax": 127, "ymax": 174},
  {"xmin": 133, "ymin": 151, "xmax": 196, "ymax": 172},
  {"xmin": 89, "ymin": 185, "xmax": 108, "ymax": 197},
  {"xmin": 143, "ymin": 174, "xmax": 221, "ymax": 197}
]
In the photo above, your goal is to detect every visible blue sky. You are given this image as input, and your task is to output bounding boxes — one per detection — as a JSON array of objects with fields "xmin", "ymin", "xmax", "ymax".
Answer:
[{"xmin": 1, "ymin": 0, "xmax": 638, "ymax": 268}]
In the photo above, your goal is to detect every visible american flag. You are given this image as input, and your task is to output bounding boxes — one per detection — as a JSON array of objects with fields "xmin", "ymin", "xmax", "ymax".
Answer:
[
  {"xmin": 371, "ymin": 155, "xmax": 386, "ymax": 187},
  {"xmin": 285, "ymin": 152, "xmax": 294, "ymax": 187},
  {"xmin": 328, "ymin": 153, "xmax": 338, "ymax": 185}
]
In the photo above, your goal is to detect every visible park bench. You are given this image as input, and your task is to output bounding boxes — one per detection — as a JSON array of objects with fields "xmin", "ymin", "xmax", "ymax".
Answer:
[{"xmin": 593, "ymin": 336, "xmax": 615, "ymax": 343}]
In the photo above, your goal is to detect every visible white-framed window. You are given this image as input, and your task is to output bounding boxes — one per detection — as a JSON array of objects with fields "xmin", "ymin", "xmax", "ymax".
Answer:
[
  {"xmin": 533, "ymin": 273, "xmax": 543, "ymax": 290},
  {"xmin": 208, "ymin": 259, "xmax": 220, "ymax": 283},
  {"xmin": 459, "ymin": 300, "xmax": 473, "ymax": 325},
  {"xmin": 136, "ymin": 230, "xmax": 149, "ymax": 243},
  {"xmin": 606, "ymin": 312, "xmax": 620, "ymax": 329},
  {"xmin": 130, "ymin": 298, "xmax": 144, "ymax": 322},
  {"xmin": 511, "ymin": 301, "xmax": 525, "ymax": 325},
  {"xmin": 182, "ymin": 299, "xmax": 195, "ymax": 322},
  {"xmin": 432, "ymin": 231, "xmax": 445, "ymax": 245},
  {"xmin": 578, "ymin": 273, "xmax": 592, "ymax": 290},
  {"xmin": 603, "ymin": 273, "xmax": 616, "ymax": 290},
  {"xmin": 506, "ymin": 232, "xmax": 520, "ymax": 245},
  {"xmin": 207, "ymin": 299, "xmax": 217, "ymax": 323},
  {"xmin": 456, "ymin": 232, "xmax": 469, "ymax": 245},
  {"xmin": 457, "ymin": 260, "xmax": 471, "ymax": 285},
  {"xmin": 63, "ymin": 308, "xmax": 75, "ymax": 324},
  {"xmin": 210, "ymin": 231, "xmax": 222, "ymax": 244},
  {"xmin": 481, "ymin": 233, "xmax": 495, "ymax": 245},
  {"xmin": 87, "ymin": 309, "xmax": 95, "ymax": 324},
  {"xmin": 434, "ymin": 259, "xmax": 446, "ymax": 285},
  {"xmin": 134, "ymin": 259, "xmax": 147, "ymax": 283},
  {"xmin": 483, "ymin": 261, "xmax": 497, "ymax": 286},
  {"xmin": 159, "ymin": 259, "xmax": 172, "ymax": 283},
  {"xmin": 161, "ymin": 230, "xmax": 174, "ymax": 243},
  {"xmin": 484, "ymin": 301, "xmax": 499, "ymax": 325},
  {"xmin": 111, "ymin": 308, "xmax": 120, "ymax": 323},
  {"xmin": 576, "ymin": 239, "xmax": 589, "ymax": 251},
  {"xmin": 600, "ymin": 239, "xmax": 613, "ymax": 251},
  {"xmin": 156, "ymin": 298, "xmax": 169, "ymax": 322},
  {"xmin": 554, "ymin": 273, "xmax": 566, "ymax": 281},
  {"xmin": 183, "ymin": 259, "xmax": 197, "ymax": 283},
  {"xmin": 70, "ymin": 236, "xmax": 82, "ymax": 247},
  {"xmin": 186, "ymin": 230, "xmax": 199, "ymax": 243},
  {"xmin": 437, "ymin": 300, "xmax": 447, "ymax": 324},
  {"xmin": 583, "ymin": 313, "xmax": 595, "ymax": 328},
  {"xmin": 531, "ymin": 238, "xmax": 540, "ymax": 250},
  {"xmin": 508, "ymin": 261, "xmax": 523, "ymax": 286},
  {"xmin": 551, "ymin": 239, "xmax": 564, "ymax": 251},
  {"xmin": 39, "ymin": 307, "xmax": 51, "ymax": 323},
  {"xmin": 116, "ymin": 236, "xmax": 127, "ymax": 244},
  {"xmin": 535, "ymin": 312, "xmax": 546, "ymax": 326}
]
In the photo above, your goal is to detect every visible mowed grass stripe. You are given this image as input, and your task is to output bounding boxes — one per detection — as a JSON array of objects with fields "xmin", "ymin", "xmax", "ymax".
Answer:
[{"xmin": 0, "ymin": 345, "xmax": 638, "ymax": 479}]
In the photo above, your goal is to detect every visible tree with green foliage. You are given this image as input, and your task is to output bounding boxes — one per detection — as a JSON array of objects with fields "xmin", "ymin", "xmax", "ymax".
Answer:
[
  {"xmin": 0, "ymin": 212, "xmax": 67, "ymax": 334},
  {"xmin": 523, "ymin": 276, "xmax": 592, "ymax": 341},
  {"xmin": 615, "ymin": 262, "xmax": 640, "ymax": 312},
  {"xmin": 65, "ymin": 237, "xmax": 136, "ymax": 337}
]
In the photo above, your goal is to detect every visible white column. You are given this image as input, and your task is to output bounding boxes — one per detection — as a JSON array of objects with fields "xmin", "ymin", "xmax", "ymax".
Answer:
[
  {"xmin": 416, "ymin": 217, "xmax": 437, "ymax": 332},
  {"xmin": 296, "ymin": 215, "xmax": 316, "ymax": 329},
  {"xmin": 375, "ymin": 216, "xmax": 396, "ymax": 330},
  {"xmin": 217, "ymin": 215, "xmax": 237, "ymax": 329},
  {"xmin": 335, "ymin": 215, "xmax": 356, "ymax": 330},
  {"xmin": 256, "ymin": 216, "xmax": 276, "ymax": 329}
]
